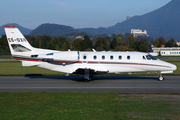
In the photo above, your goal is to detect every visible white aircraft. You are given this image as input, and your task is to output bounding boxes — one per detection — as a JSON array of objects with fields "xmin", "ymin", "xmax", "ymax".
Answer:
[{"xmin": 4, "ymin": 26, "xmax": 177, "ymax": 81}]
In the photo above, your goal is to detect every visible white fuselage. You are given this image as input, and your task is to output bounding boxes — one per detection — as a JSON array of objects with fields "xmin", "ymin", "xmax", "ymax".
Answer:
[{"xmin": 15, "ymin": 50, "xmax": 176, "ymax": 75}]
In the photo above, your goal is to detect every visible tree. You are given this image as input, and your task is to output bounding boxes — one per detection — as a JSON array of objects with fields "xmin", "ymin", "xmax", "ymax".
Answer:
[
  {"xmin": 94, "ymin": 37, "xmax": 109, "ymax": 51},
  {"xmin": 153, "ymin": 38, "xmax": 159, "ymax": 47},
  {"xmin": 116, "ymin": 34, "xmax": 124, "ymax": 46},
  {"xmin": 72, "ymin": 38, "xmax": 83, "ymax": 51},
  {"xmin": 135, "ymin": 38, "xmax": 151, "ymax": 52},
  {"xmin": 109, "ymin": 37, "xmax": 117, "ymax": 50},
  {"xmin": 110, "ymin": 34, "xmax": 125, "ymax": 50},
  {"xmin": 158, "ymin": 37, "xmax": 166, "ymax": 47},
  {"xmin": 139, "ymin": 44, "xmax": 148, "ymax": 52},
  {"xmin": 0, "ymin": 35, "xmax": 10, "ymax": 55},
  {"xmin": 81, "ymin": 35, "xmax": 93, "ymax": 51},
  {"xmin": 61, "ymin": 42, "xmax": 68, "ymax": 51},
  {"xmin": 127, "ymin": 34, "xmax": 136, "ymax": 50},
  {"xmin": 166, "ymin": 38, "xmax": 178, "ymax": 47}
]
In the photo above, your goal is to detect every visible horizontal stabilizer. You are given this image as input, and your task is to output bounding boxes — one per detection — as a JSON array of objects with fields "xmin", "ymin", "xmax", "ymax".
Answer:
[{"xmin": 22, "ymin": 61, "xmax": 41, "ymax": 66}]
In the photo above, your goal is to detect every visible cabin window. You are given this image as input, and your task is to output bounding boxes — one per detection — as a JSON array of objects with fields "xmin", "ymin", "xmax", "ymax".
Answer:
[
  {"xmin": 110, "ymin": 55, "xmax": 113, "ymax": 60},
  {"xmin": 102, "ymin": 55, "xmax": 105, "ymax": 60},
  {"xmin": 127, "ymin": 56, "xmax": 130, "ymax": 60},
  {"xmin": 119, "ymin": 56, "xmax": 122, "ymax": 60},
  {"xmin": 83, "ymin": 55, "xmax": 87, "ymax": 60},
  {"xmin": 93, "ymin": 55, "xmax": 97, "ymax": 60}
]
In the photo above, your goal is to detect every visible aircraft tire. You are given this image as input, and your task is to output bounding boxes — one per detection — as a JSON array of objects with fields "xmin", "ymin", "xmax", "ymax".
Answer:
[
  {"xmin": 159, "ymin": 76, "xmax": 164, "ymax": 81},
  {"xmin": 83, "ymin": 77, "xmax": 89, "ymax": 82}
]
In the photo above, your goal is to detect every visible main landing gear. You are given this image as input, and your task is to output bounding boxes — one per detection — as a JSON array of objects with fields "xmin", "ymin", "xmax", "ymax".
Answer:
[
  {"xmin": 83, "ymin": 69, "xmax": 93, "ymax": 82},
  {"xmin": 157, "ymin": 71, "xmax": 164, "ymax": 81},
  {"xmin": 83, "ymin": 75, "xmax": 93, "ymax": 82}
]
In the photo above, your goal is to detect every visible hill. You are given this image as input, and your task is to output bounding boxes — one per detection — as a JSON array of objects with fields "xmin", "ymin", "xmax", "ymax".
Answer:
[
  {"xmin": 79, "ymin": 0, "xmax": 180, "ymax": 41},
  {"xmin": 30, "ymin": 23, "xmax": 79, "ymax": 36},
  {"xmin": 0, "ymin": 23, "xmax": 32, "ymax": 35},
  {"xmin": 2, "ymin": 0, "xmax": 180, "ymax": 41}
]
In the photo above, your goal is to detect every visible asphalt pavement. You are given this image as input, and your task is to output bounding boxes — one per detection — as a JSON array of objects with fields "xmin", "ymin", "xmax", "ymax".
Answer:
[{"xmin": 0, "ymin": 76, "xmax": 180, "ymax": 93}]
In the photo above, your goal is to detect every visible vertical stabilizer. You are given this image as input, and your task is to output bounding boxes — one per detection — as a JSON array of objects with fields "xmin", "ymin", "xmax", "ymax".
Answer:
[{"xmin": 4, "ymin": 26, "xmax": 33, "ymax": 55}]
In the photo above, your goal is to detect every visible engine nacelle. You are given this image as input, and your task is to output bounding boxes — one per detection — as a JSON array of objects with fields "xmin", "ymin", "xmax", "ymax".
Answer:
[{"xmin": 53, "ymin": 51, "xmax": 79, "ymax": 62}]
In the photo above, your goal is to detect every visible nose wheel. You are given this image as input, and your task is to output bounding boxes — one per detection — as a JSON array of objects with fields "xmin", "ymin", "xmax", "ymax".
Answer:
[
  {"xmin": 157, "ymin": 71, "xmax": 164, "ymax": 81},
  {"xmin": 159, "ymin": 76, "xmax": 164, "ymax": 81}
]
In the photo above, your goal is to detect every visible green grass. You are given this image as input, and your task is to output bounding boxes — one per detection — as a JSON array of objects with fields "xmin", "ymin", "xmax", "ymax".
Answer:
[
  {"xmin": 0, "ymin": 61, "xmax": 179, "ymax": 76},
  {"xmin": 118, "ymin": 94, "xmax": 180, "ymax": 119},
  {"xmin": 0, "ymin": 61, "xmax": 65, "ymax": 76},
  {"xmin": 0, "ymin": 93, "xmax": 119, "ymax": 120},
  {"xmin": 0, "ymin": 93, "xmax": 179, "ymax": 120}
]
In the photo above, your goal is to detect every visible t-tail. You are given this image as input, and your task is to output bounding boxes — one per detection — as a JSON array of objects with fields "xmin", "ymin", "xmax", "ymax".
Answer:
[
  {"xmin": 4, "ymin": 26, "xmax": 34, "ymax": 55},
  {"xmin": 4, "ymin": 26, "xmax": 69, "ymax": 66},
  {"xmin": 4, "ymin": 26, "xmax": 45, "ymax": 66},
  {"xmin": 4, "ymin": 26, "xmax": 40, "ymax": 66}
]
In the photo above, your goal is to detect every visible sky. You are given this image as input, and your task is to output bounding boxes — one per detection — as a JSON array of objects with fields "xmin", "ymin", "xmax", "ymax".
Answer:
[{"xmin": 0, "ymin": 0, "xmax": 171, "ymax": 29}]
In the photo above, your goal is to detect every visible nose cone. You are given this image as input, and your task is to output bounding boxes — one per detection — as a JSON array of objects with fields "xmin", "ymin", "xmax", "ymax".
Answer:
[
  {"xmin": 159, "ymin": 60, "xmax": 177, "ymax": 71},
  {"xmin": 171, "ymin": 63, "xmax": 177, "ymax": 71},
  {"xmin": 166, "ymin": 61, "xmax": 177, "ymax": 71}
]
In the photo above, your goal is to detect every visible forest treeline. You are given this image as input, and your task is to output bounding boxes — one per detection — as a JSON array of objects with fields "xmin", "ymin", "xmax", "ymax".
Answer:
[{"xmin": 0, "ymin": 34, "xmax": 178, "ymax": 55}]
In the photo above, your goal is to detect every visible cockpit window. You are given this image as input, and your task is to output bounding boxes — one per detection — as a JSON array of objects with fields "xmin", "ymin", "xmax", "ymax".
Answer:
[
  {"xmin": 146, "ymin": 54, "xmax": 157, "ymax": 60},
  {"xmin": 143, "ymin": 56, "xmax": 146, "ymax": 60},
  {"xmin": 146, "ymin": 55, "xmax": 151, "ymax": 60},
  {"xmin": 150, "ymin": 55, "xmax": 157, "ymax": 60}
]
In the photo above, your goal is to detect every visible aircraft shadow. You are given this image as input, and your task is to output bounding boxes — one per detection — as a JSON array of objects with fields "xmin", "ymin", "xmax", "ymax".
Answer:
[{"xmin": 25, "ymin": 74, "xmax": 159, "ymax": 82}]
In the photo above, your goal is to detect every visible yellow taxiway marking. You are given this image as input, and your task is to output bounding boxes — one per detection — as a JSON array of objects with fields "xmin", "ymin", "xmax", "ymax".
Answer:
[{"xmin": 0, "ymin": 87, "xmax": 180, "ymax": 89}]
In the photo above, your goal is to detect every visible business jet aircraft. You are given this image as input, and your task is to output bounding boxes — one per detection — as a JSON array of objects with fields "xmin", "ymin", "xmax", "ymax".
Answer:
[{"xmin": 4, "ymin": 26, "xmax": 177, "ymax": 81}]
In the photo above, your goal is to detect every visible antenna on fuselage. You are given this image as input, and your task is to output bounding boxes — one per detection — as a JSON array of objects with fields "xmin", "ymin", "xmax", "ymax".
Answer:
[{"xmin": 92, "ymin": 49, "xmax": 96, "ymax": 52}]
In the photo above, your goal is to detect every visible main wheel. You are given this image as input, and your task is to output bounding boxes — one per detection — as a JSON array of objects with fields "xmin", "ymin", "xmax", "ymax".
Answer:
[{"xmin": 83, "ymin": 77, "xmax": 89, "ymax": 82}]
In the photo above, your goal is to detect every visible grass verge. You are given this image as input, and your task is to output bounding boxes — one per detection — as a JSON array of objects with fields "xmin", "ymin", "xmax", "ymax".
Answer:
[
  {"xmin": 0, "ymin": 61, "xmax": 65, "ymax": 76},
  {"xmin": 118, "ymin": 94, "xmax": 180, "ymax": 119},
  {"xmin": 0, "ymin": 92, "xmax": 118, "ymax": 120},
  {"xmin": 0, "ymin": 93, "xmax": 179, "ymax": 120}
]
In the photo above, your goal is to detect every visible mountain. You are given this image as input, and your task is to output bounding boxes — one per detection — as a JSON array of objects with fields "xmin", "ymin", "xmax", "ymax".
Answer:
[
  {"xmin": 30, "ymin": 23, "xmax": 79, "ymax": 36},
  {"xmin": 0, "ymin": 23, "xmax": 32, "ymax": 35},
  {"xmin": 2, "ymin": 0, "xmax": 179, "ymax": 41},
  {"xmin": 79, "ymin": 0, "xmax": 180, "ymax": 41}
]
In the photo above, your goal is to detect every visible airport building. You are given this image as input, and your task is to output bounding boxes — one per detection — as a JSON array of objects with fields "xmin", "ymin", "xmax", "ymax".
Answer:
[{"xmin": 151, "ymin": 47, "xmax": 180, "ymax": 56}]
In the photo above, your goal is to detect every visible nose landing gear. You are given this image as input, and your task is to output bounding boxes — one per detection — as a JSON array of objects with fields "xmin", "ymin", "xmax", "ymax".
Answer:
[
  {"xmin": 157, "ymin": 71, "xmax": 164, "ymax": 81},
  {"xmin": 159, "ymin": 75, "xmax": 164, "ymax": 81}
]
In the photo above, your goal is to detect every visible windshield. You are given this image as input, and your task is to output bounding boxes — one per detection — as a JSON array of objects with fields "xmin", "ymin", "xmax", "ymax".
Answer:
[{"xmin": 146, "ymin": 54, "xmax": 157, "ymax": 60}]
